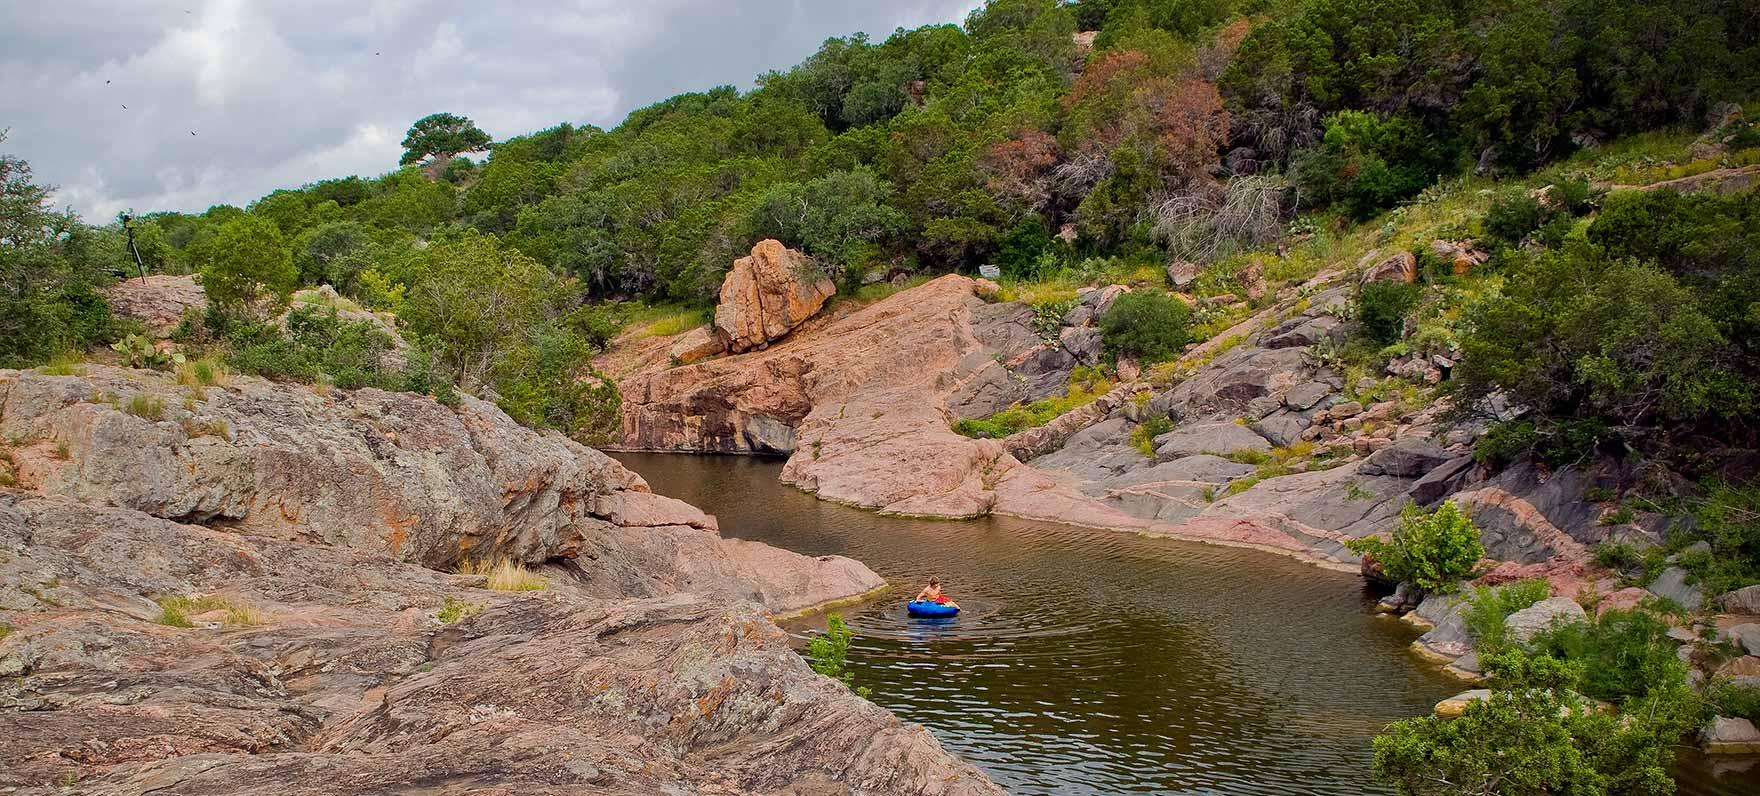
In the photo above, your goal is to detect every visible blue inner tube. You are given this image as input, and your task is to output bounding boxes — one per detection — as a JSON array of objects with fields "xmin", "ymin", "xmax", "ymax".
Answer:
[{"xmin": 907, "ymin": 600, "xmax": 960, "ymax": 617}]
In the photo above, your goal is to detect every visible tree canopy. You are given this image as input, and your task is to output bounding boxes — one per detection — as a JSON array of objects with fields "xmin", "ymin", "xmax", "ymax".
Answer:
[{"xmin": 399, "ymin": 112, "xmax": 492, "ymax": 166}]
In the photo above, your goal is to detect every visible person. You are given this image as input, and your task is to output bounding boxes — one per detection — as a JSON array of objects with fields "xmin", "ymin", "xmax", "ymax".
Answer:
[{"xmin": 915, "ymin": 577, "xmax": 958, "ymax": 608}]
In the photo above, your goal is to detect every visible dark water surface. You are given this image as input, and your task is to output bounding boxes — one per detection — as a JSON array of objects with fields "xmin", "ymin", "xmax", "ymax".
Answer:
[{"xmin": 613, "ymin": 452, "xmax": 1760, "ymax": 796}]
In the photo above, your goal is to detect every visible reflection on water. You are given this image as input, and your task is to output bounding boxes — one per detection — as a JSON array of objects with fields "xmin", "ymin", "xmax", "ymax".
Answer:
[{"xmin": 614, "ymin": 452, "xmax": 1760, "ymax": 796}]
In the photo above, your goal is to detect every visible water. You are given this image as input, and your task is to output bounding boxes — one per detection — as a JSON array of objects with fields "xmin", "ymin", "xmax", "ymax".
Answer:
[{"xmin": 614, "ymin": 452, "xmax": 1760, "ymax": 796}]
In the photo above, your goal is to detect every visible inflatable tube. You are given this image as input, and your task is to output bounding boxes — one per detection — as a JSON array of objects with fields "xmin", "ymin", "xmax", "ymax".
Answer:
[{"xmin": 907, "ymin": 600, "xmax": 960, "ymax": 618}]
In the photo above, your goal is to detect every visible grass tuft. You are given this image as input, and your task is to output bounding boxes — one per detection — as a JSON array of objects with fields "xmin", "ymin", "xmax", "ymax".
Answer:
[
  {"xmin": 459, "ymin": 558, "xmax": 548, "ymax": 592},
  {"xmin": 124, "ymin": 394, "xmax": 165, "ymax": 421},
  {"xmin": 437, "ymin": 595, "xmax": 486, "ymax": 623}
]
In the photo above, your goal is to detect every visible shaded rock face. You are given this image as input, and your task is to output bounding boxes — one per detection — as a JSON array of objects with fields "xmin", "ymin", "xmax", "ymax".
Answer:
[
  {"xmin": 713, "ymin": 239, "xmax": 836, "ymax": 353},
  {"xmin": 0, "ymin": 493, "xmax": 989, "ymax": 795},
  {"xmin": 100, "ymin": 274, "xmax": 205, "ymax": 338}
]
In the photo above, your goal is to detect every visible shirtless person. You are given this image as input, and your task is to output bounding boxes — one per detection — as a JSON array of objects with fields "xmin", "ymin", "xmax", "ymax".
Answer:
[{"xmin": 914, "ymin": 577, "xmax": 959, "ymax": 608}]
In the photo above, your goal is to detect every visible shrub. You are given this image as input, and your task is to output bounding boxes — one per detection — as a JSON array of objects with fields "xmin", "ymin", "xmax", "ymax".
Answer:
[
  {"xmin": 1374, "ymin": 641, "xmax": 1699, "ymax": 796},
  {"xmin": 191, "ymin": 216, "xmax": 298, "ymax": 314},
  {"xmin": 1131, "ymin": 415, "xmax": 1173, "ymax": 457},
  {"xmin": 1355, "ymin": 280, "xmax": 1420, "ymax": 346},
  {"xmin": 1529, "ymin": 608, "xmax": 1683, "ymax": 704},
  {"xmin": 1100, "ymin": 291, "xmax": 1192, "ymax": 363},
  {"xmin": 1482, "ymin": 190, "xmax": 1545, "ymax": 247},
  {"xmin": 1346, "ymin": 502, "xmax": 1484, "ymax": 593},
  {"xmin": 1463, "ymin": 579, "xmax": 1552, "ymax": 654},
  {"xmin": 1706, "ymin": 679, "xmax": 1760, "ymax": 722},
  {"xmin": 807, "ymin": 613, "xmax": 870, "ymax": 699}
]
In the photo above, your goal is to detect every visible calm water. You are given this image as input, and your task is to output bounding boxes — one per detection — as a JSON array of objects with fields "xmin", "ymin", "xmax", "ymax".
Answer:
[{"xmin": 614, "ymin": 452, "xmax": 1760, "ymax": 796}]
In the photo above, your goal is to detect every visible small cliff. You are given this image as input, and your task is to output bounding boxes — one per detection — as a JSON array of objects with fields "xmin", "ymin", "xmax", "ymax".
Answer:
[{"xmin": 0, "ymin": 365, "xmax": 999, "ymax": 795}]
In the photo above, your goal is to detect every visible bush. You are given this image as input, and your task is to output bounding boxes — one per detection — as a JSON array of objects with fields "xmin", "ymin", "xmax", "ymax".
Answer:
[
  {"xmin": 1099, "ymin": 291, "xmax": 1192, "ymax": 363},
  {"xmin": 1346, "ymin": 502, "xmax": 1484, "ymax": 593},
  {"xmin": 1355, "ymin": 280, "xmax": 1420, "ymax": 346},
  {"xmin": 1529, "ymin": 608, "xmax": 1683, "ymax": 704},
  {"xmin": 1482, "ymin": 190, "xmax": 1545, "ymax": 247},
  {"xmin": 1463, "ymin": 579, "xmax": 1552, "ymax": 654},
  {"xmin": 1373, "ymin": 643, "xmax": 1699, "ymax": 796},
  {"xmin": 807, "ymin": 613, "xmax": 870, "ymax": 699}
]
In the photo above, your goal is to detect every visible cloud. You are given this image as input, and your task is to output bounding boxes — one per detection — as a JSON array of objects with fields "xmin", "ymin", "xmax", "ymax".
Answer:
[{"xmin": 0, "ymin": 0, "xmax": 981, "ymax": 220}]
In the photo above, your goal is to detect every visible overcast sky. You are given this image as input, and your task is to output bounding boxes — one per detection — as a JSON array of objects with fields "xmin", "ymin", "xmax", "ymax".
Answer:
[{"xmin": 1, "ymin": 0, "xmax": 982, "ymax": 221}]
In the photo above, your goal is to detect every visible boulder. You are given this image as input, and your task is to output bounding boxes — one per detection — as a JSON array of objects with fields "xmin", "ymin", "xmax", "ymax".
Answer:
[
  {"xmin": 972, "ymin": 277, "xmax": 1002, "ymax": 301},
  {"xmin": 1263, "ymin": 315, "xmax": 1345, "ymax": 349},
  {"xmin": 1648, "ymin": 566, "xmax": 1705, "ymax": 611},
  {"xmin": 667, "ymin": 325, "xmax": 725, "ymax": 365},
  {"xmin": 1725, "ymin": 624, "xmax": 1760, "ymax": 657},
  {"xmin": 1360, "ymin": 251, "xmax": 1417, "ymax": 285},
  {"xmin": 1251, "ymin": 411, "xmax": 1309, "ymax": 447},
  {"xmin": 1153, "ymin": 421, "xmax": 1271, "ymax": 460},
  {"xmin": 101, "ymin": 274, "xmax": 206, "ymax": 337},
  {"xmin": 1167, "ymin": 260, "xmax": 1200, "ymax": 289},
  {"xmin": 1717, "ymin": 584, "xmax": 1760, "ymax": 615},
  {"xmin": 1412, "ymin": 593, "xmax": 1473, "ymax": 660},
  {"xmin": 712, "ymin": 239, "xmax": 836, "ymax": 353},
  {"xmin": 1435, "ymin": 689, "xmax": 1492, "ymax": 719},
  {"xmin": 1060, "ymin": 326, "xmax": 1103, "ymax": 365},
  {"xmin": 1361, "ymin": 438, "xmax": 1454, "ymax": 478},
  {"xmin": 1283, "ymin": 382, "xmax": 1333, "ymax": 411},
  {"xmin": 1504, "ymin": 596, "xmax": 1585, "ymax": 643},
  {"xmin": 1409, "ymin": 455, "xmax": 1476, "ymax": 505},
  {"xmin": 1429, "ymin": 240, "xmax": 1489, "ymax": 276},
  {"xmin": 1704, "ymin": 717, "xmax": 1760, "ymax": 755}
]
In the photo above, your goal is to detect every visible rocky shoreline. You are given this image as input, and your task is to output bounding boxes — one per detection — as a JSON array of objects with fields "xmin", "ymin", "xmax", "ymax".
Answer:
[{"xmin": 0, "ymin": 365, "xmax": 1000, "ymax": 795}]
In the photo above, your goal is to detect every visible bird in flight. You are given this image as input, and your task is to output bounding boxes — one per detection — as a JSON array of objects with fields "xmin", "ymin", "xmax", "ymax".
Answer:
[
  {"xmin": 121, "ymin": 104, "xmax": 128, "ymax": 110},
  {"xmin": 190, "ymin": 131, "xmax": 198, "ymax": 136}
]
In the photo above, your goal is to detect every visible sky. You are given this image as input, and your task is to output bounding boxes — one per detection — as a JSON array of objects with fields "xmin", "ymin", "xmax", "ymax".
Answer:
[{"xmin": 0, "ymin": 0, "xmax": 983, "ymax": 221}]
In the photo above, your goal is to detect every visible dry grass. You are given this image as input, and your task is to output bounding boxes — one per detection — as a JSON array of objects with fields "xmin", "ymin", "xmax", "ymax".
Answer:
[
  {"xmin": 459, "ymin": 558, "xmax": 548, "ymax": 592},
  {"xmin": 633, "ymin": 306, "xmax": 712, "ymax": 338}
]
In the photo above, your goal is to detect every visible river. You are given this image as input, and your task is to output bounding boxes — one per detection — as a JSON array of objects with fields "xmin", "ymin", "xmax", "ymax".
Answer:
[{"xmin": 614, "ymin": 452, "xmax": 1760, "ymax": 796}]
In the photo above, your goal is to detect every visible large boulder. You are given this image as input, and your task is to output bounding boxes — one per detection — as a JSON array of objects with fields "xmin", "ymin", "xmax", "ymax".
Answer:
[
  {"xmin": 1504, "ymin": 596, "xmax": 1585, "ymax": 643},
  {"xmin": 1718, "ymin": 585, "xmax": 1760, "ymax": 615},
  {"xmin": 101, "ymin": 274, "xmax": 206, "ymax": 337},
  {"xmin": 1153, "ymin": 421, "xmax": 1271, "ymax": 460},
  {"xmin": 1361, "ymin": 438, "xmax": 1454, "ymax": 478},
  {"xmin": 1648, "ymin": 566, "xmax": 1705, "ymax": 611},
  {"xmin": 712, "ymin": 239, "xmax": 836, "ymax": 353},
  {"xmin": 1703, "ymin": 717, "xmax": 1760, "ymax": 755},
  {"xmin": 1361, "ymin": 250, "xmax": 1417, "ymax": 285},
  {"xmin": 667, "ymin": 325, "xmax": 725, "ymax": 365}
]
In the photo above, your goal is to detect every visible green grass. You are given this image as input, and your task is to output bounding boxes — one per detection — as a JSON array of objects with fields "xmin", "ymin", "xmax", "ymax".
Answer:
[
  {"xmin": 36, "ymin": 351, "xmax": 86, "ymax": 377},
  {"xmin": 1132, "ymin": 415, "xmax": 1172, "ymax": 456},
  {"xmin": 626, "ymin": 304, "xmax": 711, "ymax": 338},
  {"xmin": 124, "ymin": 394, "xmax": 164, "ymax": 421},
  {"xmin": 175, "ymin": 357, "xmax": 228, "ymax": 388},
  {"xmin": 437, "ymin": 595, "xmax": 485, "ymax": 623},
  {"xmin": 154, "ymin": 594, "xmax": 233, "ymax": 628},
  {"xmin": 0, "ymin": 622, "xmax": 12, "ymax": 641},
  {"xmin": 952, "ymin": 368, "xmax": 1112, "ymax": 439}
]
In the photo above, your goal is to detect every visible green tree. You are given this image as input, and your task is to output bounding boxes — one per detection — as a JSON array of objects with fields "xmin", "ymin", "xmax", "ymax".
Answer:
[
  {"xmin": 396, "ymin": 232, "xmax": 562, "ymax": 389},
  {"xmin": 806, "ymin": 614, "xmax": 871, "ymax": 698},
  {"xmin": 399, "ymin": 112, "xmax": 492, "ymax": 166},
  {"xmin": 0, "ymin": 137, "xmax": 119, "ymax": 366},
  {"xmin": 192, "ymin": 215, "xmax": 297, "ymax": 316}
]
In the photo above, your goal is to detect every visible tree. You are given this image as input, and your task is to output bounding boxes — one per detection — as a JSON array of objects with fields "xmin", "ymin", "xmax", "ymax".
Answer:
[
  {"xmin": 396, "ymin": 232, "xmax": 561, "ymax": 389},
  {"xmin": 192, "ymin": 215, "xmax": 297, "ymax": 315},
  {"xmin": 0, "ymin": 134, "xmax": 119, "ymax": 366},
  {"xmin": 399, "ymin": 113, "xmax": 491, "ymax": 166}
]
